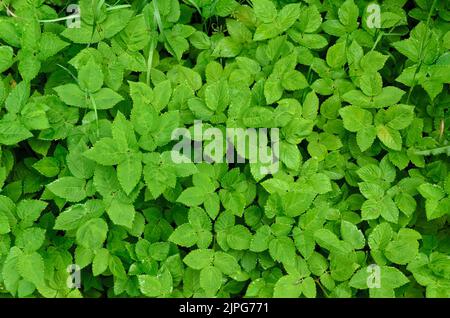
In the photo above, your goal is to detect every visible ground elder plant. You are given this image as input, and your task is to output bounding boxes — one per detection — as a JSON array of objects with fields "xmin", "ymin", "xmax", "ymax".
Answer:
[{"xmin": 0, "ymin": 0, "xmax": 449, "ymax": 299}]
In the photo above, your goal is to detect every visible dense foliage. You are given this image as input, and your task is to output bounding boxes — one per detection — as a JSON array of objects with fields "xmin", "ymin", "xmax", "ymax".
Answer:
[{"xmin": 0, "ymin": 0, "xmax": 449, "ymax": 298}]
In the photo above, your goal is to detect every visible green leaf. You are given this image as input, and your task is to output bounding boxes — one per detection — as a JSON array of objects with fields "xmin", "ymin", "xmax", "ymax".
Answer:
[
  {"xmin": 384, "ymin": 234, "xmax": 419, "ymax": 265},
  {"xmin": 117, "ymin": 154, "xmax": 142, "ymax": 195},
  {"xmin": 54, "ymin": 84, "xmax": 86, "ymax": 108},
  {"xmin": 301, "ymin": 276, "xmax": 317, "ymax": 298},
  {"xmin": 392, "ymin": 39, "xmax": 419, "ymax": 63},
  {"xmin": 168, "ymin": 65, "xmax": 202, "ymax": 91},
  {"xmin": 297, "ymin": 5, "xmax": 322, "ymax": 33},
  {"xmin": 342, "ymin": 90, "xmax": 372, "ymax": 107},
  {"xmin": 418, "ymin": 183, "xmax": 445, "ymax": 201},
  {"xmin": 280, "ymin": 141, "xmax": 301, "ymax": 170},
  {"xmin": 227, "ymin": 225, "xmax": 252, "ymax": 250},
  {"xmin": 152, "ymin": 80, "xmax": 172, "ymax": 112},
  {"xmin": 314, "ymin": 229, "xmax": 348, "ymax": 254},
  {"xmin": 282, "ymin": 70, "xmax": 309, "ymax": 90},
  {"xmin": 204, "ymin": 193, "xmax": 220, "ymax": 219},
  {"xmin": 252, "ymin": 0, "xmax": 277, "ymax": 23},
  {"xmin": 373, "ymin": 87, "xmax": 405, "ymax": 108},
  {"xmin": 278, "ymin": 4, "xmax": 300, "ymax": 31},
  {"xmin": 307, "ymin": 252, "xmax": 328, "ymax": 276},
  {"xmin": 47, "ymin": 177, "xmax": 87, "ymax": 202},
  {"xmin": 341, "ymin": 220, "xmax": 365, "ymax": 250},
  {"xmin": 282, "ymin": 191, "xmax": 316, "ymax": 217},
  {"xmin": 326, "ymin": 42, "xmax": 347, "ymax": 68},
  {"xmin": 2, "ymin": 247, "xmax": 22, "ymax": 294},
  {"xmin": 200, "ymin": 266, "xmax": 222, "ymax": 295},
  {"xmin": 250, "ymin": 225, "xmax": 272, "ymax": 252},
  {"xmin": 0, "ymin": 211, "xmax": 10, "ymax": 234},
  {"xmin": 0, "ymin": 46, "xmax": 14, "ymax": 73},
  {"xmin": 338, "ymin": 0, "xmax": 359, "ymax": 29},
  {"xmin": 84, "ymin": 138, "xmax": 126, "ymax": 166},
  {"xmin": 54, "ymin": 204, "xmax": 87, "ymax": 231},
  {"xmin": 32, "ymin": 157, "xmax": 60, "ymax": 178},
  {"xmin": 76, "ymin": 218, "xmax": 108, "ymax": 250},
  {"xmin": 425, "ymin": 198, "xmax": 450, "ymax": 220},
  {"xmin": 177, "ymin": 187, "xmax": 205, "ymax": 206},
  {"xmin": 169, "ymin": 223, "xmax": 198, "ymax": 247},
  {"xmin": 303, "ymin": 91, "xmax": 319, "ymax": 120},
  {"xmin": 78, "ymin": 58, "xmax": 104, "ymax": 93},
  {"xmin": 19, "ymin": 55, "xmax": 41, "ymax": 82},
  {"xmin": 138, "ymin": 275, "xmax": 162, "ymax": 297},
  {"xmin": 368, "ymin": 222, "xmax": 393, "ymax": 250},
  {"xmin": 384, "ymin": 105, "xmax": 415, "ymax": 130},
  {"xmin": 269, "ymin": 236, "xmax": 296, "ymax": 265},
  {"xmin": 357, "ymin": 127, "xmax": 377, "ymax": 151},
  {"xmin": 360, "ymin": 72, "xmax": 383, "ymax": 96},
  {"xmin": 293, "ymin": 229, "xmax": 315, "ymax": 259},
  {"xmin": 227, "ymin": 20, "xmax": 252, "ymax": 44},
  {"xmin": 214, "ymin": 252, "xmax": 241, "ymax": 275},
  {"xmin": 261, "ymin": 179, "xmax": 290, "ymax": 194},
  {"xmin": 5, "ymin": 81, "xmax": 29, "ymax": 114},
  {"xmin": 254, "ymin": 23, "xmax": 280, "ymax": 42},
  {"xmin": 395, "ymin": 192, "xmax": 417, "ymax": 217},
  {"xmin": 38, "ymin": 32, "xmax": 69, "ymax": 60},
  {"xmin": 149, "ymin": 242, "xmax": 170, "ymax": 261},
  {"xmin": 361, "ymin": 199, "xmax": 382, "ymax": 220},
  {"xmin": 381, "ymin": 196, "xmax": 400, "ymax": 223},
  {"xmin": 107, "ymin": 197, "xmax": 136, "ymax": 228},
  {"xmin": 360, "ymin": 52, "xmax": 388, "ymax": 72},
  {"xmin": 15, "ymin": 200, "xmax": 46, "ymax": 227},
  {"xmin": 377, "ymin": 125, "xmax": 402, "ymax": 151},
  {"xmin": 0, "ymin": 121, "xmax": 32, "ymax": 145},
  {"xmin": 129, "ymin": 81, "xmax": 153, "ymax": 106},
  {"xmin": 350, "ymin": 266, "xmax": 409, "ymax": 289},
  {"xmin": 264, "ymin": 77, "xmax": 284, "ymax": 104},
  {"xmin": 205, "ymin": 81, "xmax": 229, "ymax": 111},
  {"xmin": 67, "ymin": 147, "xmax": 95, "ymax": 180},
  {"xmin": 273, "ymin": 275, "xmax": 302, "ymax": 298},
  {"xmin": 93, "ymin": 248, "xmax": 110, "ymax": 276},
  {"xmin": 339, "ymin": 106, "xmax": 373, "ymax": 132},
  {"xmin": 183, "ymin": 249, "xmax": 214, "ymax": 270},
  {"xmin": 91, "ymin": 88, "xmax": 123, "ymax": 109},
  {"xmin": 17, "ymin": 252, "xmax": 45, "ymax": 287}
]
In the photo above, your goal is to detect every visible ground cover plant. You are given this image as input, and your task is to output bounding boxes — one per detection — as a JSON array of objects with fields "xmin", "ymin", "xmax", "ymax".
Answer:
[{"xmin": 0, "ymin": 0, "xmax": 449, "ymax": 298}]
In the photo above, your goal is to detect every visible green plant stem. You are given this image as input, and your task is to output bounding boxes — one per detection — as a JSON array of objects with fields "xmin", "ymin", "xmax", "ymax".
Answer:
[
  {"xmin": 88, "ymin": 92, "xmax": 100, "ymax": 138},
  {"xmin": 146, "ymin": 37, "xmax": 156, "ymax": 86},
  {"xmin": 406, "ymin": 0, "xmax": 438, "ymax": 104}
]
